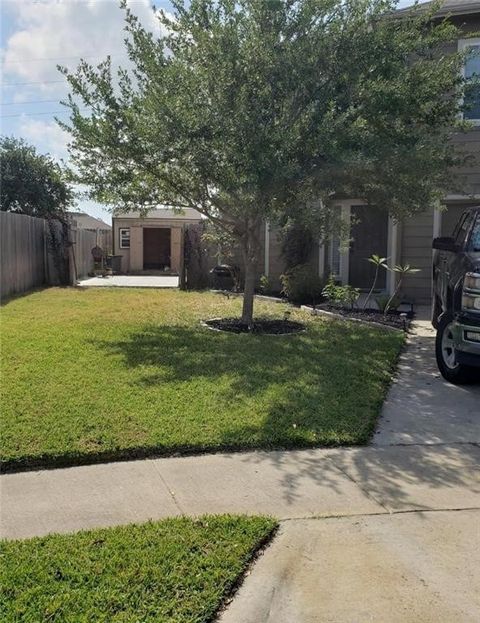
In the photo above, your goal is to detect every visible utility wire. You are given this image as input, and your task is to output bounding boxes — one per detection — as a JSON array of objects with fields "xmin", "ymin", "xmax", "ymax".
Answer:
[
  {"xmin": 3, "ymin": 80, "xmax": 66, "ymax": 87},
  {"xmin": 1, "ymin": 109, "xmax": 88, "ymax": 119},
  {"xmin": 3, "ymin": 53, "xmax": 126, "ymax": 64},
  {"xmin": 2, "ymin": 99, "xmax": 64, "ymax": 106}
]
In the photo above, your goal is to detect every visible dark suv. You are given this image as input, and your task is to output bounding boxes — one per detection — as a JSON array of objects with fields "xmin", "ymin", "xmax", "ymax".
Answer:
[{"xmin": 432, "ymin": 207, "xmax": 480, "ymax": 384}]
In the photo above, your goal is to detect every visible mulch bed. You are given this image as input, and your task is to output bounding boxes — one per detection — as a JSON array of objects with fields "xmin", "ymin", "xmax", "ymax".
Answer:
[
  {"xmin": 317, "ymin": 305, "xmax": 413, "ymax": 329},
  {"xmin": 204, "ymin": 317, "xmax": 306, "ymax": 335}
]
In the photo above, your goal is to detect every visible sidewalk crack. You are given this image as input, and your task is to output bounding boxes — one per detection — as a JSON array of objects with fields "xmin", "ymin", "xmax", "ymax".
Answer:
[
  {"xmin": 328, "ymin": 458, "xmax": 391, "ymax": 514},
  {"xmin": 150, "ymin": 461, "xmax": 186, "ymax": 515}
]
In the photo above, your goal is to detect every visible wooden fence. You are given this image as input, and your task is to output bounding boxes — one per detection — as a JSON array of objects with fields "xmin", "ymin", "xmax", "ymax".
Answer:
[
  {"xmin": 0, "ymin": 212, "xmax": 50, "ymax": 300},
  {"xmin": 1, "ymin": 211, "xmax": 113, "ymax": 300}
]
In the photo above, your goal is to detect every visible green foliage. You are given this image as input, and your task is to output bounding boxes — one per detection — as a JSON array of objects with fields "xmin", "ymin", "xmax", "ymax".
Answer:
[
  {"xmin": 368, "ymin": 255, "xmax": 388, "ymax": 268},
  {"xmin": 0, "ymin": 289, "xmax": 402, "ymax": 469},
  {"xmin": 0, "ymin": 136, "xmax": 73, "ymax": 218},
  {"xmin": 0, "ymin": 515, "xmax": 277, "ymax": 623},
  {"xmin": 363, "ymin": 254, "xmax": 389, "ymax": 310},
  {"xmin": 58, "ymin": 0, "xmax": 470, "ymax": 323},
  {"xmin": 280, "ymin": 264, "xmax": 324, "ymax": 305},
  {"xmin": 322, "ymin": 276, "xmax": 361, "ymax": 309},
  {"xmin": 259, "ymin": 274, "xmax": 271, "ymax": 295},
  {"xmin": 280, "ymin": 221, "xmax": 314, "ymax": 270},
  {"xmin": 375, "ymin": 293, "xmax": 401, "ymax": 313},
  {"xmin": 384, "ymin": 263, "xmax": 421, "ymax": 316}
]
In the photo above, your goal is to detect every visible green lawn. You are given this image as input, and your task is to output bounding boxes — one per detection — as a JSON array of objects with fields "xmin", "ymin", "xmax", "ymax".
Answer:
[
  {"xmin": 1, "ymin": 288, "xmax": 403, "ymax": 469},
  {"xmin": 0, "ymin": 515, "xmax": 276, "ymax": 623}
]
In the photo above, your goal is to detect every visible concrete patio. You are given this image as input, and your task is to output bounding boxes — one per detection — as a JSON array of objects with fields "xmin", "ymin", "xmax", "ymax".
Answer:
[{"xmin": 77, "ymin": 274, "xmax": 179, "ymax": 288}]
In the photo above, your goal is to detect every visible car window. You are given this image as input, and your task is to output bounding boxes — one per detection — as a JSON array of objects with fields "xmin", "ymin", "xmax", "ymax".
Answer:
[
  {"xmin": 454, "ymin": 212, "xmax": 474, "ymax": 246},
  {"xmin": 469, "ymin": 214, "xmax": 480, "ymax": 252}
]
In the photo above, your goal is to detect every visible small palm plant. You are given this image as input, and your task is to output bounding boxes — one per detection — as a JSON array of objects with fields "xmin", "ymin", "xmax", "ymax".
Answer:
[
  {"xmin": 384, "ymin": 264, "xmax": 421, "ymax": 317},
  {"xmin": 363, "ymin": 255, "xmax": 388, "ymax": 310}
]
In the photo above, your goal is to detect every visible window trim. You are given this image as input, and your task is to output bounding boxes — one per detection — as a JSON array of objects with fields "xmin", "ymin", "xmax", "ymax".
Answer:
[
  {"xmin": 458, "ymin": 37, "xmax": 480, "ymax": 126},
  {"xmin": 119, "ymin": 227, "xmax": 130, "ymax": 249}
]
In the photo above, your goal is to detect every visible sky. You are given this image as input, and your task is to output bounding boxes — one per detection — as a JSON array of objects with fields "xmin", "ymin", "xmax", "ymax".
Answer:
[{"xmin": 1, "ymin": 0, "xmax": 424, "ymax": 224}]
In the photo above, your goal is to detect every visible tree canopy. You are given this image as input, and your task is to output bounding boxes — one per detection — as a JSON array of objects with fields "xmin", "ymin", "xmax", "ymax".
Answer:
[
  {"xmin": 60, "ymin": 0, "xmax": 469, "ymax": 323},
  {"xmin": 0, "ymin": 137, "xmax": 73, "ymax": 219}
]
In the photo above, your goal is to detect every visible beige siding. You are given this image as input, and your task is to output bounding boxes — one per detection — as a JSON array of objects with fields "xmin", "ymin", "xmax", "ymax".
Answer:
[
  {"xmin": 400, "ymin": 208, "xmax": 434, "ymax": 304},
  {"xmin": 113, "ymin": 215, "xmax": 202, "ymax": 272}
]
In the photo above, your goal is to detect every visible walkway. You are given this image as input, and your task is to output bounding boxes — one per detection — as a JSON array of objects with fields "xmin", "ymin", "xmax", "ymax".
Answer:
[
  {"xmin": 78, "ymin": 274, "xmax": 179, "ymax": 288},
  {"xmin": 1, "ymin": 315, "xmax": 479, "ymax": 621}
]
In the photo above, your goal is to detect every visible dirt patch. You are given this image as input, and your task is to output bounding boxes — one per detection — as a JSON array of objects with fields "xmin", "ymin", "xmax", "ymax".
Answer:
[
  {"xmin": 317, "ymin": 305, "xmax": 413, "ymax": 329},
  {"xmin": 204, "ymin": 317, "xmax": 306, "ymax": 335}
]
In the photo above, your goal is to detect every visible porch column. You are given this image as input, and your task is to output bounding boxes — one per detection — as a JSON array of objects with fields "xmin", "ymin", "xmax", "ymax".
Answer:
[
  {"xmin": 130, "ymin": 226, "xmax": 143, "ymax": 272},
  {"xmin": 386, "ymin": 217, "xmax": 400, "ymax": 295},
  {"xmin": 318, "ymin": 240, "xmax": 325, "ymax": 278},
  {"xmin": 170, "ymin": 227, "xmax": 182, "ymax": 274},
  {"xmin": 264, "ymin": 221, "xmax": 270, "ymax": 276},
  {"xmin": 339, "ymin": 203, "xmax": 351, "ymax": 285}
]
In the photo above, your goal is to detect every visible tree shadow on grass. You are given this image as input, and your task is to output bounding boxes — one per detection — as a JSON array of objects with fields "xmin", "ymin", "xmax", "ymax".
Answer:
[{"xmin": 92, "ymin": 322, "xmax": 400, "ymax": 447}]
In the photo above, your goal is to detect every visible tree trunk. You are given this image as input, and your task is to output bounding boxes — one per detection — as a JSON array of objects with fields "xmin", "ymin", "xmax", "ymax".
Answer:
[
  {"xmin": 241, "ymin": 253, "xmax": 256, "ymax": 327},
  {"xmin": 240, "ymin": 222, "xmax": 260, "ymax": 327}
]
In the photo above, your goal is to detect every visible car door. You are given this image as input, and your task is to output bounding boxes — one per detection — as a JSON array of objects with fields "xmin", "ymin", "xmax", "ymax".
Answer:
[{"xmin": 448, "ymin": 211, "xmax": 477, "ymax": 311}]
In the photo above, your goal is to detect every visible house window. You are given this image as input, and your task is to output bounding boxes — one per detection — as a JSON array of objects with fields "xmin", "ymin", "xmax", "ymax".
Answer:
[
  {"xmin": 329, "ymin": 237, "xmax": 341, "ymax": 277},
  {"xmin": 119, "ymin": 228, "xmax": 130, "ymax": 249},
  {"xmin": 459, "ymin": 38, "xmax": 480, "ymax": 123}
]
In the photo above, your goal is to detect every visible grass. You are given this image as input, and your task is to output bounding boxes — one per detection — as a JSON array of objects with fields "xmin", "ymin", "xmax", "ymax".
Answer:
[
  {"xmin": 0, "ymin": 515, "xmax": 277, "ymax": 623},
  {"xmin": 1, "ymin": 288, "xmax": 403, "ymax": 470}
]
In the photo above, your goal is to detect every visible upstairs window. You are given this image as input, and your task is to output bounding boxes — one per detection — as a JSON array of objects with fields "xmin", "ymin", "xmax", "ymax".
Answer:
[
  {"xmin": 119, "ymin": 228, "xmax": 130, "ymax": 249},
  {"xmin": 459, "ymin": 39, "xmax": 480, "ymax": 124}
]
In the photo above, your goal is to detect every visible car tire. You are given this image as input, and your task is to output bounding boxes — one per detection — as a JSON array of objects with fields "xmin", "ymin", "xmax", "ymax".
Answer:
[{"xmin": 435, "ymin": 314, "xmax": 476, "ymax": 385}]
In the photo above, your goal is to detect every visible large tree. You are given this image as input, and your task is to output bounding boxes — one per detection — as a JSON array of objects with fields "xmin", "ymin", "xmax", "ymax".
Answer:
[
  {"xmin": 60, "ymin": 0, "xmax": 469, "ymax": 324},
  {"xmin": 0, "ymin": 137, "xmax": 73, "ymax": 218}
]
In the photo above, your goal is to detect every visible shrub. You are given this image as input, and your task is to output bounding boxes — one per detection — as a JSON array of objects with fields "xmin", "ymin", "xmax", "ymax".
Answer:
[
  {"xmin": 280, "ymin": 264, "xmax": 324, "ymax": 305},
  {"xmin": 375, "ymin": 294, "xmax": 401, "ymax": 313},
  {"xmin": 258, "ymin": 274, "xmax": 271, "ymax": 295},
  {"xmin": 322, "ymin": 276, "xmax": 360, "ymax": 309}
]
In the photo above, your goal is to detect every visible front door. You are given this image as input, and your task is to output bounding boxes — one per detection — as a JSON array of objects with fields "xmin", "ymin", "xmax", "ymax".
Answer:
[
  {"xmin": 348, "ymin": 205, "xmax": 388, "ymax": 289},
  {"xmin": 143, "ymin": 228, "xmax": 171, "ymax": 270}
]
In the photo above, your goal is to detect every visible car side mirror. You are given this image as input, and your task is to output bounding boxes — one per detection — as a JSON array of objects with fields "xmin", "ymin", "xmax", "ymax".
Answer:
[{"xmin": 432, "ymin": 237, "xmax": 458, "ymax": 252}]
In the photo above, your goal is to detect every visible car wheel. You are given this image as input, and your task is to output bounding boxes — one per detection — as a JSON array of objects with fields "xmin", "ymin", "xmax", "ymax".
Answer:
[{"xmin": 435, "ymin": 315, "xmax": 476, "ymax": 385}]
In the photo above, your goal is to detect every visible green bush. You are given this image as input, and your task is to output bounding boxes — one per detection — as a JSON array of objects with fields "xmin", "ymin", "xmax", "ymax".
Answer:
[
  {"xmin": 375, "ymin": 293, "xmax": 401, "ymax": 313},
  {"xmin": 322, "ymin": 276, "xmax": 360, "ymax": 309},
  {"xmin": 280, "ymin": 264, "xmax": 324, "ymax": 305}
]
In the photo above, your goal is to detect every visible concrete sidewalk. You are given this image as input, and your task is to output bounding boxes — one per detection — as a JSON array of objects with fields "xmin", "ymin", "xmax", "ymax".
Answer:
[{"xmin": 1, "ymin": 443, "xmax": 479, "ymax": 539}]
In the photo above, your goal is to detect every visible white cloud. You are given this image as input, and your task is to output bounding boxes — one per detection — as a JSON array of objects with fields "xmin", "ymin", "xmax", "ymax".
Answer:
[
  {"xmin": 18, "ymin": 116, "xmax": 70, "ymax": 160},
  {"xmin": 2, "ymin": 0, "xmax": 165, "ymax": 93}
]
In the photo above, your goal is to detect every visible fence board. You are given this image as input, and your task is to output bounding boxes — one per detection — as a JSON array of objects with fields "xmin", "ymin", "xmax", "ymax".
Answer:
[{"xmin": 0, "ymin": 212, "xmax": 47, "ymax": 300}]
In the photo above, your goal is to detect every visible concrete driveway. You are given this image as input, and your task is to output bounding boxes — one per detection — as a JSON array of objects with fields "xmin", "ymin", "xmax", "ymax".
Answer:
[{"xmin": 219, "ymin": 315, "xmax": 480, "ymax": 623}]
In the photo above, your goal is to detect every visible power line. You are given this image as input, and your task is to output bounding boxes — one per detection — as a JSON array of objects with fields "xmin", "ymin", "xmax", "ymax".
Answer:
[
  {"xmin": 2, "ymin": 99, "xmax": 63, "ymax": 106},
  {"xmin": 2, "ymin": 80, "xmax": 66, "ymax": 87},
  {"xmin": 1, "ymin": 109, "xmax": 87, "ymax": 119},
  {"xmin": 4, "ymin": 53, "xmax": 128, "ymax": 64}
]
